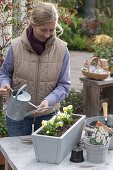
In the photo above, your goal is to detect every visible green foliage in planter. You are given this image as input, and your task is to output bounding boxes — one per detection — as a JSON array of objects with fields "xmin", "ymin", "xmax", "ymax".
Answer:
[
  {"xmin": 90, "ymin": 125, "xmax": 112, "ymax": 145},
  {"xmin": 41, "ymin": 105, "xmax": 74, "ymax": 136},
  {"xmin": 40, "ymin": 89, "xmax": 84, "ymax": 136},
  {"xmin": 0, "ymin": 111, "xmax": 8, "ymax": 137},
  {"xmin": 61, "ymin": 89, "xmax": 83, "ymax": 114}
]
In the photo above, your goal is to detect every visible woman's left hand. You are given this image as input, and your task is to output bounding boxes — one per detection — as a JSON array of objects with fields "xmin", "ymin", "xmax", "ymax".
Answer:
[{"xmin": 33, "ymin": 100, "xmax": 49, "ymax": 116}]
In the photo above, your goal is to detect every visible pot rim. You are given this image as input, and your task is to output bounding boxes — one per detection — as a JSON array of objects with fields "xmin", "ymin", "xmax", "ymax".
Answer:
[{"xmin": 85, "ymin": 116, "xmax": 106, "ymax": 129}]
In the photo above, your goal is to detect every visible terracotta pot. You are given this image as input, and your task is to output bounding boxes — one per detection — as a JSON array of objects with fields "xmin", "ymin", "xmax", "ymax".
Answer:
[{"xmin": 0, "ymin": 151, "xmax": 5, "ymax": 165}]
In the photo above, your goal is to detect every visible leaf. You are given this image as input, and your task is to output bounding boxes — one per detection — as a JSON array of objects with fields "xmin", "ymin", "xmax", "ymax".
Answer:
[{"xmin": 4, "ymin": 4, "xmax": 8, "ymax": 12}]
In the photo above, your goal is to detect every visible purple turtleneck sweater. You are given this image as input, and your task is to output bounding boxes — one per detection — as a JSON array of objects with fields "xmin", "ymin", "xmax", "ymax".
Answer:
[{"xmin": 27, "ymin": 26, "xmax": 46, "ymax": 55}]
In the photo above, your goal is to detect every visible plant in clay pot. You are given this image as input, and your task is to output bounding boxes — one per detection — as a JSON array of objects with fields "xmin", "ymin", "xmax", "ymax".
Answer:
[
  {"xmin": 84, "ymin": 121, "xmax": 112, "ymax": 164},
  {"xmin": 32, "ymin": 105, "xmax": 86, "ymax": 164},
  {"xmin": 92, "ymin": 35, "xmax": 113, "ymax": 73}
]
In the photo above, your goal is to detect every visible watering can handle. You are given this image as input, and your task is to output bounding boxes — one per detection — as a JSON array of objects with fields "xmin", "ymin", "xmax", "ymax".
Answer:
[{"xmin": 15, "ymin": 84, "xmax": 27, "ymax": 99}]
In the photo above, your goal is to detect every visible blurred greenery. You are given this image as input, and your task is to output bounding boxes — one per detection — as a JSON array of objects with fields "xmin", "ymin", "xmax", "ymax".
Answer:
[
  {"xmin": 61, "ymin": 89, "xmax": 83, "ymax": 114},
  {"xmin": 0, "ymin": 110, "xmax": 8, "ymax": 137},
  {"xmin": 93, "ymin": 42, "xmax": 113, "ymax": 67}
]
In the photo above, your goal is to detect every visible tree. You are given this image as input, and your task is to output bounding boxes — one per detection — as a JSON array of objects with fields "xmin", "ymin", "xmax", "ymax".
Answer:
[
  {"xmin": 0, "ymin": 0, "xmax": 29, "ymax": 59},
  {"xmin": 0, "ymin": 0, "xmax": 29, "ymax": 111}
]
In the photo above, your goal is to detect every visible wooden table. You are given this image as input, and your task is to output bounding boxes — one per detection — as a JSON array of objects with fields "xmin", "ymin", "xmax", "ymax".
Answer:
[
  {"xmin": 0, "ymin": 136, "xmax": 113, "ymax": 170},
  {"xmin": 80, "ymin": 77, "xmax": 113, "ymax": 117}
]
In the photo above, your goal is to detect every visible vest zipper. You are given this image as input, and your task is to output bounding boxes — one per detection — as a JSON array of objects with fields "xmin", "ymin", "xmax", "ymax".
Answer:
[{"xmin": 36, "ymin": 56, "xmax": 40, "ymax": 105}]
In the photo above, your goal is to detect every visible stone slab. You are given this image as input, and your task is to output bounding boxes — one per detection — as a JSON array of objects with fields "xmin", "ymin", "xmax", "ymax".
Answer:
[{"xmin": 0, "ymin": 136, "xmax": 113, "ymax": 170}]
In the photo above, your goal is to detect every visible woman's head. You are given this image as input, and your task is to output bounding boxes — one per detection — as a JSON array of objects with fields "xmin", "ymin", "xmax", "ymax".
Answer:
[
  {"xmin": 29, "ymin": 2, "xmax": 58, "ymax": 26},
  {"xmin": 29, "ymin": 2, "xmax": 63, "ymax": 42}
]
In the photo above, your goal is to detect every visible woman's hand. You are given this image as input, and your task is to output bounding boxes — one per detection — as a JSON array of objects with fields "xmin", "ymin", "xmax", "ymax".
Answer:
[
  {"xmin": 0, "ymin": 84, "xmax": 11, "ymax": 97},
  {"xmin": 33, "ymin": 100, "xmax": 49, "ymax": 116}
]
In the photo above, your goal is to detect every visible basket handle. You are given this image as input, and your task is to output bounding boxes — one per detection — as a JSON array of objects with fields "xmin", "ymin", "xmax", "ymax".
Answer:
[{"xmin": 90, "ymin": 56, "xmax": 102, "ymax": 68}]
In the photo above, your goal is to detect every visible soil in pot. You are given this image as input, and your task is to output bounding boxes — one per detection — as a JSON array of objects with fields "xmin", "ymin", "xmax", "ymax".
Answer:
[{"xmin": 89, "ymin": 120, "xmax": 113, "ymax": 129}]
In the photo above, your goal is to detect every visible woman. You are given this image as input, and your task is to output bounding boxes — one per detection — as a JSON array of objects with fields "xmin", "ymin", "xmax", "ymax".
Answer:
[{"xmin": 0, "ymin": 2, "xmax": 71, "ymax": 136}]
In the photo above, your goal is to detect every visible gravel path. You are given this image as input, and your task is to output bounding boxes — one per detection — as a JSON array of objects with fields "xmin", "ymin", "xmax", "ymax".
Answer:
[{"xmin": 70, "ymin": 51, "xmax": 93, "ymax": 90}]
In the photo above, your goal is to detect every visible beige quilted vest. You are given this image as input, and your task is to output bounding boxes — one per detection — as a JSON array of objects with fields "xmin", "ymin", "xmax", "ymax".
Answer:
[{"xmin": 11, "ymin": 28, "xmax": 67, "ymax": 114}]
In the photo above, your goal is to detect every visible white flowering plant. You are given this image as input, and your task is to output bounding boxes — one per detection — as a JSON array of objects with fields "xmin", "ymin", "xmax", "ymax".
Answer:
[
  {"xmin": 90, "ymin": 122, "xmax": 112, "ymax": 145},
  {"xmin": 41, "ymin": 105, "xmax": 74, "ymax": 136}
]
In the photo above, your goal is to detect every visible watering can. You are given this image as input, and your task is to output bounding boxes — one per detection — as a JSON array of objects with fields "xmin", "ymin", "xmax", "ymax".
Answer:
[{"xmin": 6, "ymin": 84, "xmax": 48, "ymax": 121}]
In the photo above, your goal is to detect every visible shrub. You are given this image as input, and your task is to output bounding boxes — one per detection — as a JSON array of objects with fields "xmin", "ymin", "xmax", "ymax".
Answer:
[
  {"xmin": 61, "ymin": 89, "xmax": 83, "ymax": 114},
  {"xmin": 93, "ymin": 41, "xmax": 113, "ymax": 67},
  {"xmin": 0, "ymin": 111, "xmax": 8, "ymax": 137}
]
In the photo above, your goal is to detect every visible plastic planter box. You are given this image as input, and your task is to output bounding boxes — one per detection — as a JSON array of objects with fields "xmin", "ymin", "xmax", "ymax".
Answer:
[{"xmin": 32, "ymin": 114, "xmax": 86, "ymax": 164}]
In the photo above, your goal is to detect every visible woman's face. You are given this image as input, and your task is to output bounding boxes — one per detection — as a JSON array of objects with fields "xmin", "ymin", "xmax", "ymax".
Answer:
[{"xmin": 32, "ymin": 21, "xmax": 56, "ymax": 42}]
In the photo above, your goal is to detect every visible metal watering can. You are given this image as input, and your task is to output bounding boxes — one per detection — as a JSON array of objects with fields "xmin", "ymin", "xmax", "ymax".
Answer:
[{"xmin": 6, "ymin": 84, "xmax": 38, "ymax": 121}]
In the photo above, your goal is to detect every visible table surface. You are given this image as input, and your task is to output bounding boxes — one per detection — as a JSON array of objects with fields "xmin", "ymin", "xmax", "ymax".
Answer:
[
  {"xmin": 80, "ymin": 77, "xmax": 113, "ymax": 86},
  {"xmin": 0, "ymin": 136, "xmax": 113, "ymax": 170}
]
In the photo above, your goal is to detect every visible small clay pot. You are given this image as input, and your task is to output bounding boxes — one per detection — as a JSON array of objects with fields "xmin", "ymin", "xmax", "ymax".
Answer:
[{"xmin": 70, "ymin": 150, "xmax": 84, "ymax": 163}]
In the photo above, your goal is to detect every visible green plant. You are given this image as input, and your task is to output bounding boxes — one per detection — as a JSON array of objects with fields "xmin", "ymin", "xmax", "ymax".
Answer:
[
  {"xmin": 61, "ymin": 89, "xmax": 83, "ymax": 114},
  {"xmin": 0, "ymin": 81, "xmax": 7, "ymax": 138},
  {"xmin": 99, "ymin": 17, "xmax": 113, "ymax": 37},
  {"xmin": 0, "ymin": 111, "xmax": 8, "ymax": 137},
  {"xmin": 97, "ymin": 0, "xmax": 113, "ymax": 18},
  {"xmin": 41, "ymin": 105, "xmax": 74, "ymax": 136},
  {"xmin": 90, "ymin": 122, "xmax": 112, "ymax": 145},
  {"xmin": 70, "ymin": 34, "xmax": 87, "ymax": 50},
  {"xmin": 59, "ymin": 9, "xmax": 88, "ymax": 50},
  {"xmin": 93, "ymin": 42, "xmax": 113, "ymax": 67},
  {"xmin": 96, "ymin": 0, "xmax": 113, "ymax": 37},
  {"xmin": 47, "ymin": 0, "xmax": 84, "ymax": 9}
]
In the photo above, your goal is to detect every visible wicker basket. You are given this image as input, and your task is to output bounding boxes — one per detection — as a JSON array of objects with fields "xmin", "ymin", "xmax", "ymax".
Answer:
[{"xmin": 82, "ymin": 57, "xmax": 110, "ymax": 80}]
